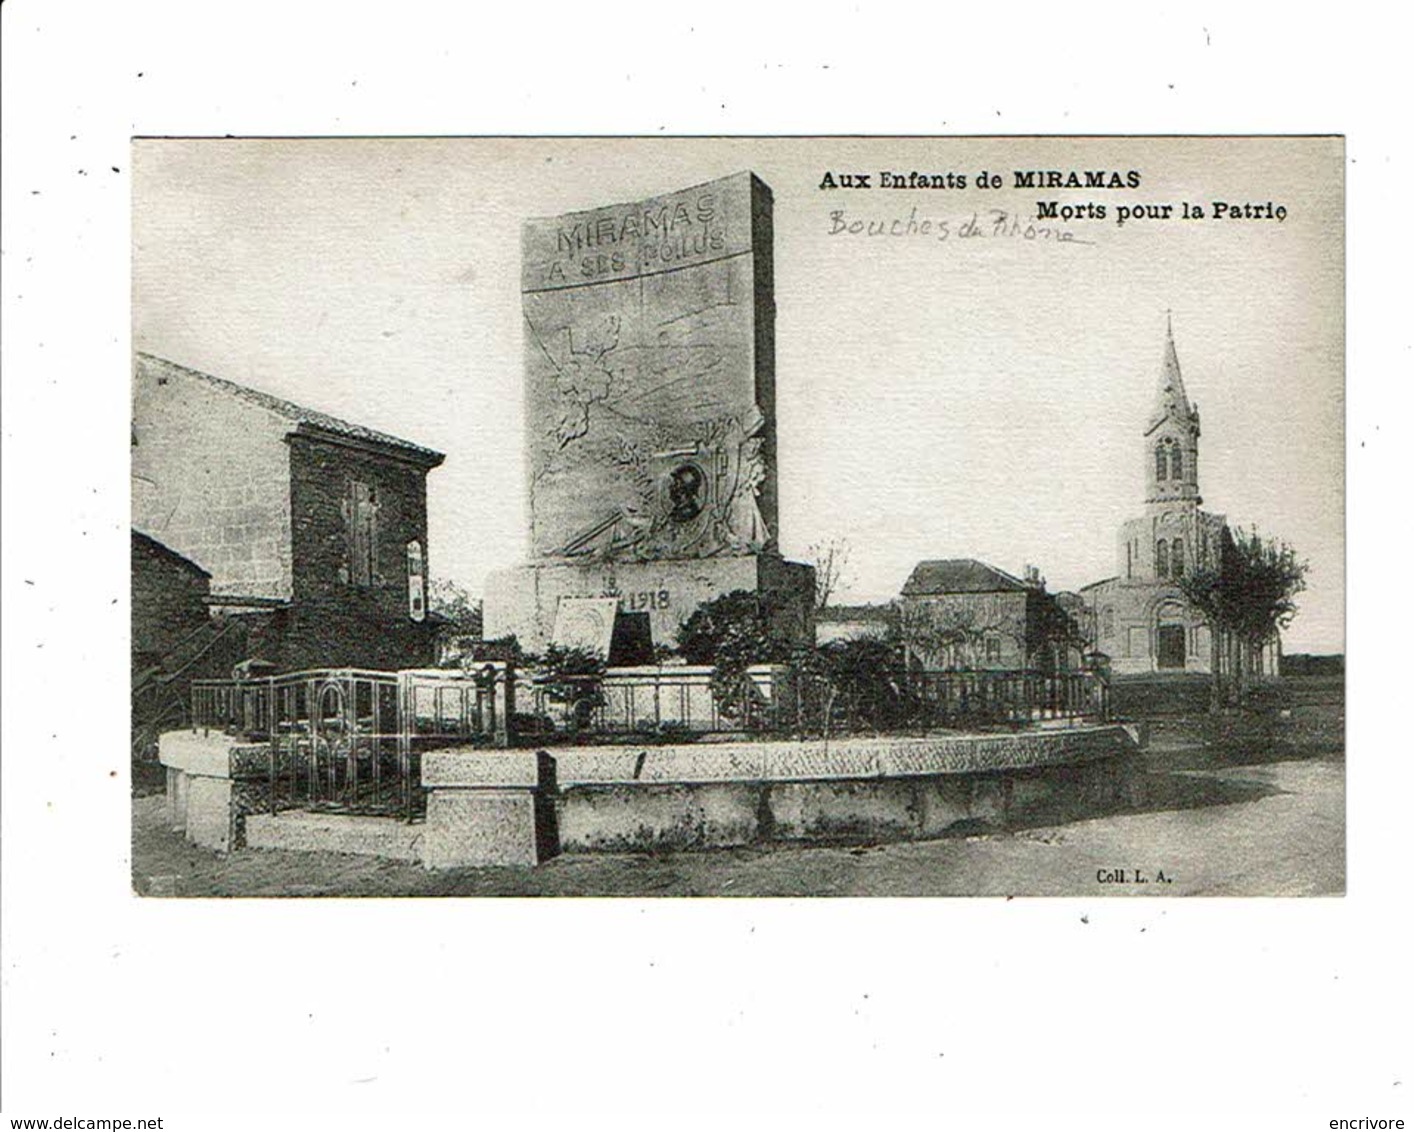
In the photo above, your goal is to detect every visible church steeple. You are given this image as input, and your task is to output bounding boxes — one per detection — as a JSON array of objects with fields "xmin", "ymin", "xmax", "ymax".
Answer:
[
  {"xmin": 1149, "ymin": 312, "xmax": 1195, "ymax": 431},
  {"xmin": 1144, "ymin": 314, "xmax": 1201, "ymax": 504}
]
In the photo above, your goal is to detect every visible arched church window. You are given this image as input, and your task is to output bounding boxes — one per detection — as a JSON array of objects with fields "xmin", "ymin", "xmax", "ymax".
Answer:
[
  {"xmin": 1156, "ymin": 539, "xmax": 1169, "ymax": 578},
  {"xmin": 1101, "ymin": 608, "xmax": 1115, "ymax": 638},
  {"xmin": 1155, "ymin": 445, "xmax": 1167, "ymax": 481},
  {"xmin": 1170, "ymin": 444, "xmax": 1183, "ymax": 479},
  {"xmin": 1172, "ymin": 538, "xmax": 1185, "ymax": 578}
]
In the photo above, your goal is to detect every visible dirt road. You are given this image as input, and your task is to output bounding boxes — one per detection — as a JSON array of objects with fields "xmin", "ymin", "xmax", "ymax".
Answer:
[{"xmin": 131, "ymin": 753, "xmax": 1343, "ymax": 898}]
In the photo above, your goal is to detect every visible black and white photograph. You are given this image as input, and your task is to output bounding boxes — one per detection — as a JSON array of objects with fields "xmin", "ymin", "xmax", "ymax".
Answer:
[
  {"xmin": 3, "ymin": 8, "xmax": 1407, "ymax": 1130},
  {"xmin": 131, "ymin": 137, "xmax": 1343, "ymax": 897}
]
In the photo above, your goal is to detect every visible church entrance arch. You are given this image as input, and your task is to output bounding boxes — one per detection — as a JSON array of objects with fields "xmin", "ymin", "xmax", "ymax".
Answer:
[{"xmin": 1155, "ymin": 600, "xmax": 1187, "ymax": 670}]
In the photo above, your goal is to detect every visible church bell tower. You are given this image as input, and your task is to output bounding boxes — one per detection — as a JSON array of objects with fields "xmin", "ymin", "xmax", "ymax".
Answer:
[{"xmin": 1144, "ymin": 314, "xmax": 1202, "ymax": 506}]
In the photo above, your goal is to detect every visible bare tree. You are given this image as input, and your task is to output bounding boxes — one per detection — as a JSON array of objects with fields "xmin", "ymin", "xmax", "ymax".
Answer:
[
  {"xmin": 899, "ymin": 596, "xmax": 1026, "ymax": 670},
  {"xmin": 1181, "ymin": 525, "xmax": 1308, "ymax": 707},
  {"xmin": 428, "ymin": 578, "xmax": 483, "ymax": 634},
  {"xmin": 809, "ymin": 536, "xmax": 854, "ymax": 610}
]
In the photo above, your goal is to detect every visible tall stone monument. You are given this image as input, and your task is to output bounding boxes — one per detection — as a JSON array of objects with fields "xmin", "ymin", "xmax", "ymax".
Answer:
[{"xmin": 483, "ymin": 172, "xmax": 815, "ymax": 654}]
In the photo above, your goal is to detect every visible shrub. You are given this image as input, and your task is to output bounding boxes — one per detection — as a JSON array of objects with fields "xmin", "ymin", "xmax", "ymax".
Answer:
[
  {"xmin": 536, "ymin": 645, "xmax": 607, "ymax": 732},
  {"xmin": 676, "ymin": 590, "xmax": 796, "ymax": 721},
  {"xmin": 808, "ymin": 637, "xmax": 917, "ymax": 733}
]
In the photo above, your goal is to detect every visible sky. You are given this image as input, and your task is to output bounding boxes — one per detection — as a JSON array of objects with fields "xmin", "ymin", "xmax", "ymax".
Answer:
[{"xmin": 132, "ymin": 137, "xmax": 1344, "ymax": 652}]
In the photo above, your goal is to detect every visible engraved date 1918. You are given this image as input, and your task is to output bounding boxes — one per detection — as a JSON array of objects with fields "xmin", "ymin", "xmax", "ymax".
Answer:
[{"xmin": 624, "ymin": 590, "xmax": 671, "ymax": 612}]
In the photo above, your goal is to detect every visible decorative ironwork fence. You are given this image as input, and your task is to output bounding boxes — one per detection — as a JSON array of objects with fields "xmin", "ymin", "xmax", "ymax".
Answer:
[
  {"xmin": 523, "ymin": 666, "xmax": 1108, "ymax": 740},
  {"xmin": 906, "ymin": 670, "xmax": 1109, "ymax": 728},
  {"xmin": 191, "ymin": 664, "xmax": 513, "ymax": 820},
  {"xmin": 525, "ymin": 665, "xmax": 795, "ymax": 738}
]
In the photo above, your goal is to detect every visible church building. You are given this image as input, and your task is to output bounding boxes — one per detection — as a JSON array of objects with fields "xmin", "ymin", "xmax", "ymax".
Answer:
[{"xmin": 1080, "ymin": 321, "xmax": 1277, "ymax": 677}]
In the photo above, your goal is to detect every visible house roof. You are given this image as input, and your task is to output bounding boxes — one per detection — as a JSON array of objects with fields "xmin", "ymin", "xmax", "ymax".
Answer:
[
  {"xmin": 136, "ymin": 353, "xmax": 445, "ymax": 467},
  {"xmin": 816, "ymin": 603, "xmax": 897, "ymax": 624},
  {"xmin": 901, "ymin": 559, "xmax": 1030, "ymax": 596},
  {"xmin": 132, "ymin": 528, "xmax": 211, "ymax": 578}
]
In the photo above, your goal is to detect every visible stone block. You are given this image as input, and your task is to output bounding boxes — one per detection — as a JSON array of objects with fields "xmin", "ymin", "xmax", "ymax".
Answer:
[
  {"xmin": 967, "ymin": 776, "xmax": 1009, "ymax": 827},
  {"xmin": 915, "ymin": 778, "xmax": 975, "ymax": 837},
  {"xmin": 244, "ymin": 812, "xmax": 422, "ymax": 863},
  {"xmin": 420, "ymin": 750, "xmax": 552, "ymax": 868},
  {"xmin": 421, "ymin": 790, "xmax": 539, "ymax": 869},
  {"xmin": 769, "ymin": 780, "xmax": 920, "ymax": 843},
  {"xmin": 166, "ymin": 767, "xmax": 189, "ymax": 832},
  {"xmin": 422, "ymin": 749, "xmax": 541, "ymax": 789},
  {"xmin": 557, "ymin": 783, "xmax": 759, "ymax": 852},
  {"xmin": 159, "ymin": 730, "xmax": 238, "ymax": 778},
  {"xmin": 184, "ymin": 775, "xmax": 235, "ymax": 852}
]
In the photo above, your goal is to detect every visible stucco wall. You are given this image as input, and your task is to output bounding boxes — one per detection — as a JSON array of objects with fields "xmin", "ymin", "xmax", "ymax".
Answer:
[
  {"xmin": 132, "ymin": 355, "xmax": 294, "ymax": 600},
  {"xmin": 898, "ymin": 591, "xmax": 1029, "ymax": 670}
]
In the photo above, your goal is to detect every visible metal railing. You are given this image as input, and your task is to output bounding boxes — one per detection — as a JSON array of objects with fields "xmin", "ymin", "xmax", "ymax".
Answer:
[
  {"xmin": 191, "ymin": 665, "xmax": 513, "ymax": 820},
  {"xmin": 526, "ymin": 667, "xmax": 793, "ymax": 737},
  {"xmin": 522, "ymin": 666, "xmax": 1109, "ymax": 740},
  {"xmin": 906, "ymin": 669, "xmax": 1109, "ymax": 727}
]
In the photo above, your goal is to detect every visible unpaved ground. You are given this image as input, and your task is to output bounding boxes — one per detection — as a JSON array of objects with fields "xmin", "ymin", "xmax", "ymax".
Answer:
[{"xmin": 132, "ymin": 735, "xmax": 1344, "ymax": 898}]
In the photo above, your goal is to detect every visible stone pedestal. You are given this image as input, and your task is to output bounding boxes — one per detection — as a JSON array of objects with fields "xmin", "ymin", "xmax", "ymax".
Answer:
[
  {"xmin": 420, "ymin": 751, "xmax": 555, "ymax": 868},
  {"xmin": 158, "ymin": 731, "xmax": 244, "ymax": 852},
  {"xmin": 483, "ymin": 553, "xmax": 814, "ymax": 655}
]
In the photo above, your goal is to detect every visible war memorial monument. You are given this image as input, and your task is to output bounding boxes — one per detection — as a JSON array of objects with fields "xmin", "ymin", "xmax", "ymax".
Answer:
[{"xmin": 483, "ymin": 172, "xmax": 816, "ymax": 654}]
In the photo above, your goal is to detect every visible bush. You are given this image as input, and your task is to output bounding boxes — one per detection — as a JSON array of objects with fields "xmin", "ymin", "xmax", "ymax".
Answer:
[
  {"xmin": 676, "ymin": 590, "xmax": 794, "ymax": 668},
  {"xmin": 535, "ymin": 645, "xmax": 607, "ymax": 732},
  {"xmin": 676, "ymin": 590, "xmax": 796, "ymax": 721},
  {"xmin": 807, "ymin": 637, "xmax": 917, "ymax": 733}
]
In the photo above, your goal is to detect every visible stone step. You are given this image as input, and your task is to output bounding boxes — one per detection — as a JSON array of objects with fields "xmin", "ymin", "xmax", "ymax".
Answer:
[{"xmin": 245, "ymin": 810, "xmax": 423, "ymax": 863}]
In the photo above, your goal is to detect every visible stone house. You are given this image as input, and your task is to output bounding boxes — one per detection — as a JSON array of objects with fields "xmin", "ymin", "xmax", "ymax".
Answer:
[
  {"xmin": 131, "ymin": 529, "xmax": 251, "ymax": 746},
  {"xmin": 1080, "ymin": 323, "xmax": 1278, "ymax": 677},
  {"xmin": 898, "ymin": 560, "xmax": 1078, "ymax": 673},
  {"xmin": 132, "ymin": 353, "xmax": 445, "ymax": 673},
  {"xmin": 131, "ymin": 529, "xmax": 213, "ymax": 673}
]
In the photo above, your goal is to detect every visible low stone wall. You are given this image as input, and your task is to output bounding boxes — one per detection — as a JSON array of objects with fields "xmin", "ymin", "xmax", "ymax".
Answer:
[
  {"xmin": 158, "ymin": 731, "xmax": 270, "ymax": 851},
  {"xmin": 160, "ymin": 725, "xmax": 1143, "ymax": 866},
  {"xmin": 421, "ymin": 725, "xmax": 1143, "ymax": 867}
]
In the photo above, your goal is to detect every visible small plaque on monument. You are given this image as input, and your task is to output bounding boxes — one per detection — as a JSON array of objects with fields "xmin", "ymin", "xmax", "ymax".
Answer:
[{"xmin": 551, "ymin": 597, "xmax": 620, "ymax": 657}]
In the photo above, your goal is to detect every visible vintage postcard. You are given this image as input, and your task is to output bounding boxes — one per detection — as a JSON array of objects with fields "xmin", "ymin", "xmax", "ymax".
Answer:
[{"xmin": 131, "ymin": 136, "xmax": 1344, "ymax": 897}]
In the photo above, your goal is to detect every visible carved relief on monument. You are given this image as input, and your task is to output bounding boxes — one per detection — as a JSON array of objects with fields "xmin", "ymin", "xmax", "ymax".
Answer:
[{"xmin": 520, "ymin": 173, "xmax": 777, "ymax": 564}]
